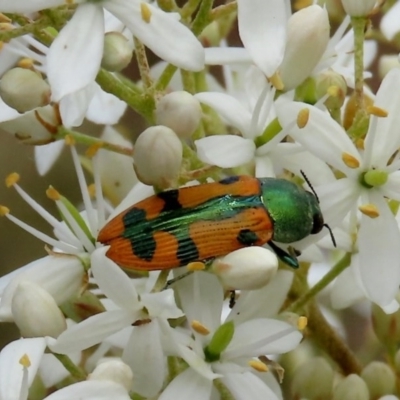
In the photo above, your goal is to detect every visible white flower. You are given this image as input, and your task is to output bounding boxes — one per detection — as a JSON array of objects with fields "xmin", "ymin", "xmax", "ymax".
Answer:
[
  {"xmin": 277, "ymin": 68, "xmax": 400, "ymax": 311},
  {"xmin": 160, "ymin": 271, "xmax": 302, "ymax": 400},
  {"xmin": 49, "ymin": 247, "xmax": 183, "ymax": 398},
  {"xmin": 381, "ymin": 1, "xmax": 400, "ymax": 41}
]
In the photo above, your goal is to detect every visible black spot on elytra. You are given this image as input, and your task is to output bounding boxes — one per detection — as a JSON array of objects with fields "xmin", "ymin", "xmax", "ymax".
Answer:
[
  {"xmin": 176, "ymin": 236, "xmax": 199, "ymax": 265},
  {"xmin": 237, "ymin": 229, "xmax": 259, "ymax": 246},
  {"xmin": 219, "ymin": 176, "xmax": 240, "ymax": 185},
  {"xmin": 122, "ymin": 208, "xmax": 155, "ymax": 261},
  {"xmin": 158, "ymin": 190, "xmax": 182, "ymax": 212}
]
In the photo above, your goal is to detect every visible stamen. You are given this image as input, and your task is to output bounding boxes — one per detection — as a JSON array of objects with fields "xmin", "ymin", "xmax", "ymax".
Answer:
[
  {"xmin": 248, "ymin": 359, "xmax": 268, "ymax": 372},
  {"xmin": 17, "ymin": 58, "xmax": 34, "ymax": 69},
  {"xmin": 297, "ymin": 108, "xmax": 309, "ymax": 128},
  {"xmin": 297, "ymin": 316, "xmax": 308, "ymax": 330},
  {"xmin": 250, "ymin": 83, "xmax": 270, "ymax": 138},
  {"xmin": 191, "ymin": 320, "xmax": 210, "ymax": 335},
  {"xmin": 141, "ymin": 3, "xmax": 152, "ymax": 23},
  {"xmin": 342, "ymin": 152, "xmax": 360, "ymax": 169},
  {"xmin": 0, "ymin": 205, "xmax": 9, "ymax": 216},
  {"xmin": 4, "ymin": 212, "xmax": 78, "ymax": 253},
  {"xmin": 5, "ymin": 172, "xmax": 20, "ymax": 187},
  {"xmin": 367, "ymin": 105, "xmax": 388, "ymax": 118},
  {"xmin": 269, "ymin": 72, "xmax": 284, "ymax": 91},
  {"xmin": 69, "ymin": 145, "xmax": 97, "ymax": 234},
  {"xmin": 92, "ymin": 151, "xmax": 106, "ymax": 231},
  {"xmin": 187, "ymin": 261, "xmax": 206, "ymax": 271},
  {"xmin": 19, "ymin": 354, "xmax": 31, "ymax": 368},
  {"xmin": 359, "ymin": 203, "xmax": 379, "ymax": 218}
]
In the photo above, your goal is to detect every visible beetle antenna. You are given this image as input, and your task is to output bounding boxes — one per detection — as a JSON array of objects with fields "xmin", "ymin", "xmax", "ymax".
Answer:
[
  {"xmin": 324, "ymin": 223, "xmax": 337, "ymax": 247},
  {"xmin": 300, "ymin": 170, "xmax": 320, "ymax": 203}
]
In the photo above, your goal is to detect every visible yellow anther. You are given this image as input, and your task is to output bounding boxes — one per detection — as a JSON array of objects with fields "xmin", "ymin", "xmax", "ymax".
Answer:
[
  {"xmin": 248, "ymin": 359, "xmax": 268, "ymax": 372},
  {"xmin": 0, "ymin": 205, "xmax": 10, "ymax": 216},
  {"xmin": 367, "ymin": 105, "xmax": 388, "ymax": 118},
  {"xmin": 46, "ymin": 186, "xmax": 61, "ymax": 201},
  {"xmin": 355, "ymin": 138, "xmax": 365, "ymax": 150},
  {"xmin": 269, "ymin": 72, "xmax": 284, "ymax": 91},
  {"xmin": 0, "ymin": 13, "xmax": 11, "ymax": 23},
  {"xmin": 88, "ymin": 184, "xmax": 96, "ymax": 199},
  {"xmin": 327, "ymin": 85, "xmax": 340, "ymax": 97},
  {"xmin": 297, "ymin": 108, "xmax": 309, "ymax": 129},
  {"xmin": 187, "ymin": 261, "xmax": 206, "ymax": 271},
  {"xmin": 342, "ymin": 152, "xmax": 360, "ymax": 169},
  {"xmin": 359, "ymin": 203, "xmax": 380, "ymax": 218},
  {"xmin": 141, "ymin": 2, "xmax": 152, "ymax": 23},
  {"xmin": 297, "ymin": 316, "xmax": 308, "ymax": 330},
  {"xmin": 64, "ymin": 135, "xmax": 76, "ymax": 146},
  {"xmin": 17, "ymin": 58, "xmax": 35, "ymax": 69},
  {"xmin": 191, "ymin": 320, "xmax": 210, "ymax": 335},
  {"xmin": 86, "ymin": 143, "xmax": 102, "ymax": 158},
  {"xmin": 6, "ymin": 172, "xmax": 20, "ymax": 187},
  {"xmin": 0, "ymin": 22, "xmax": 13, "ymax": 31},
  {"xmin": 19, "ymin": 354, "xmax": 31, "ymax": 368}
]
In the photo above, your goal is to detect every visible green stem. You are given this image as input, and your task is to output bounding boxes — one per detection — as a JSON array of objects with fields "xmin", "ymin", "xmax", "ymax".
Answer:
[
  {"xmin": 155, "ymin": 64, "xmax": 178, "ymax": 92},
  {"xmin": 351, "ymin": 16, "xmax": 367, "ymax": 112},
  {"xmin": 151, "ymin": 270, "xmax": 170, "ymax": 292},
  {"xmin": 210, "ymin": 2, "xmax": 237, "ymax": 21},
  {"xmin": 288, "ymin": 253, "xmax": 351, "ymax": 313},
  {"xmin": 52, "ymin": 353, "xmax": 87, "ymax": 381},
  {"xmin": 191, "ymin": 0, "xmax": 214, "ymax": 36},
  {"xmin": 181, "ymin": 70, "xmax": 196, "ymax": 94},
  {"xmin": 306, "ymin": 300, "xmax": 362, "ymax": 375},
  {"xmin": 134, "ymin": 37, "xmax": 153, "ymax": 90},
  {"xmin": 214, "ymin": 379, "xmax": 235, "ymax": 400},
  {"xmin": 181, "ymin": 0, "xmax": 202, "ymax": 20},
  {"xmin": 56, "ymin": 127, "xmax": 134, "ymax": 156},
  {"xmin": 96, "ymin": 69, "xmax": 155, "ymax": 122}
]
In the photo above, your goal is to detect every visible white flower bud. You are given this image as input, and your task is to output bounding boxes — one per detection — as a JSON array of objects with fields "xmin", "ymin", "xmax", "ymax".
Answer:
[
  {"xmin": 102, "ymin": 32, "xmax": 133, "ymax": 72},
  {"xmin": 361, "ymin": 361, "xmax": 396, "ymax": 399},
  {"xmin": 133, "ymin": 125, "xmax": 182, "ymax": 188},
  {"xmin": 155, "ymin": 91, "xmax": 202, "ymax": 139},
  {"xmin": 341, "ymin": 0, "xmax": 376, "ymax": 16},
  {"xmin": 11, "ymin": 281, "xmax": 67, "ymax": 338},
  {"xmin": 332, "ymin": 374, "xmax": 369, "ymax": 400},
  {"xmin": 292, "ymin": 357, "xmax": 334, "ymax": 399},
  {"xmin": 211, "ymin": 247, "xmax": 278, "ymax": 290},
  {"xmin": 279, "ymin": 5, "xmax": 330, "ymax": 91},
  {"xmin": 316, "ymin": 70, "xmax": 347, "ymax": 109},
  {"xmin": 0, "ymin": 67, "xmax": 51, "ymax": 113},
  {"xmin": 90, "ymin": 358, "xmax": 133, "ymax": 391}
]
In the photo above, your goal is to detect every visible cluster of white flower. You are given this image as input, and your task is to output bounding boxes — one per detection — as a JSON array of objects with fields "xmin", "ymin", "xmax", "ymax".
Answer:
[{"xmin": 1, "ymin": 0, "xmax": 400, "ymax": 399}]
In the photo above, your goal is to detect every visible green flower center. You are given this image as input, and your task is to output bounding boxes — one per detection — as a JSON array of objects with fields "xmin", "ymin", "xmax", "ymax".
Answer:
[{"xmin": 359, "ymin": 169, "xmax": 388, "ymax": 189}]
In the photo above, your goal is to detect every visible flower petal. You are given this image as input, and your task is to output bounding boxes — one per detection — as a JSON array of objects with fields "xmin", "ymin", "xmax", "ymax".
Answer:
[
  {"xmin": 105, "ymin": 0, "xmax": 204, "ymax": 71},
  {"xmin": 35, "ymin": 141, "xmax": 65, "ymax": 176},
  {"xmin": 237, "ymin": 0, "xmax": 287, "ymax": 77},
  {"xmin": 205, "ymin": 47, "xmax": 251, "ymax": 65},
  {"xmin": 0, "ymin": 0, "xmax": 64, "ymax": 13},
  {"xmin": 47, "ymin": 3, "xmax": 104, "ymax": 101},
  {"xmin": 0, "ymin": 338, "xmax": 46, "ymax": 400},
  {"xmin": 358, "ymin": 194, "xmax": 400, "ymax": 309},
  {"xmin": 380, "ymin": 1, "xmax": 400, "ymax": 40},
  {"xmin": 195, "ymin": 135, "xmax": 255, "ymax": 168}
]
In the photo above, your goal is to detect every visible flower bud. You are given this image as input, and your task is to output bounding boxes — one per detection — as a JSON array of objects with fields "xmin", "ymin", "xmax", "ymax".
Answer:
[
  {"xmin": 0, "ymin": 67, "xmax": 51, "ymax": 113},
  {"xmin": 90, "ymin": 358, "xmax": 133, "ymax": 391},
  {"xmin": 341, "ymin": 0, "xmax": 376, "ymax": 16},
  {"xmin": 155, "ymin": 91, "xmax": 202, "ymax": 139},
  {"xmin": 133, "ymin": 125, "xmax": 182, "ymax": 188},
  {"xmin": 361, "ymin": 361, "xmax": 396, "ymax": 399},
  {"xmin": 199, "ymin": 21, "xmax": 222, "ymax": 47},
  {"xmin": 291, "ymin": 357, "xmax": 334, "ymax": 399},
  {"xmin": 316, "ymin": 70, "xmax": 347, "ymax": 109},
  {"xmin": 11, "ymin": 281, "xmax": 67, "ymax": 338},
  {"xmin": 101, "ymin": 32, "xmax": 133, "ymax": 72},
  {"xmin": 211, "ymin": 247, "xmax": 278, "ymax": 290},
  {"xmin": 372, "ymin": 295, "xmax": 400, "ymax": 352},
  {"xmin": 279, "ymin": 5, "xmax": 330, "ymax": 91},
  {"xmin": 332, "ymin": 374, "xmax": 369, "ymax": 400}
]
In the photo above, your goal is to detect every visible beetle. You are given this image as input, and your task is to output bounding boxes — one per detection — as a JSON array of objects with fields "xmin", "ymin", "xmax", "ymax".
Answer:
[{"xmin": 97, "ymin": 175, "xmax": 329, "ymax": 271}]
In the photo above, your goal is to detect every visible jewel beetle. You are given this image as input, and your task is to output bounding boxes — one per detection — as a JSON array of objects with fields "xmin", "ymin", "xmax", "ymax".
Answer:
[{"xmin": 97, "ymin": 175, "xmax": 329, "ymax": 270}]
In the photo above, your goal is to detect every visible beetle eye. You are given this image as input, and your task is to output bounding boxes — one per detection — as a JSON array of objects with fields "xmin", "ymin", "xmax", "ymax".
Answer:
[{"xmin": 311, "ymin": 212, "xmax": 324, "ymax": 234}]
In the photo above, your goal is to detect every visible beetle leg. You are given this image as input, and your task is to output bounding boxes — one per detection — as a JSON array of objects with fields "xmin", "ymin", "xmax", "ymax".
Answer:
[{"xmin": 268, "ymin": 241, "xmax": 299, "ymax": 269}]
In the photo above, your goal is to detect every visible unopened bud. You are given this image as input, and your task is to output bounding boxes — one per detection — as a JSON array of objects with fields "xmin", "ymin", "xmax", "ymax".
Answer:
[
  {"xmin": 199, "ymin": 21, "xmax": 222, "ymax": 47},
  {"xmin": 156, "ymin": 91, "xmax": 202, "ymax": 139},
  {"xmin": 133, "ymin": 125, "xmax": 182, "ymax": 188},
  {"xmin": 332, "ymin": 374, "xmax": 369, "ymax": 400},
  {"xmin": 12, "ymin": 281, "xmax": 67, "ymax": 338},
  {"xmin": 211, "ymin": 247, "xmax": 278, "ymax": 290},
  {"xmin": 90, "ymin": 358, "xmax": 133, "ymax": 391},
  {"xmin": 316, "ymin": 70, "xmax": 347, "ymax": 109},
  {"xmin": 341, "ymin": 0, "xmax": 376, "ymax": 16},
  {"xmin": 372, "ymin": 298, "xmax": 400, "ymax": 354},
  {"xmin": 102, "ymin": 32, "xmax": 133, "ymax": 72},
  {"xmin": 0, "ymin": 67, "xmax": 51, "ymax": 113},
  {"xmin": 361, "ymin": 361, "xmax": 396, "ymax": 399},
  {"xmin": 292, "ymin": 357, "xmax": 334, "ymax": 399},
  {"xmin": 280, "ymin": 5, "xmax": 330, "ymax": 91}
]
